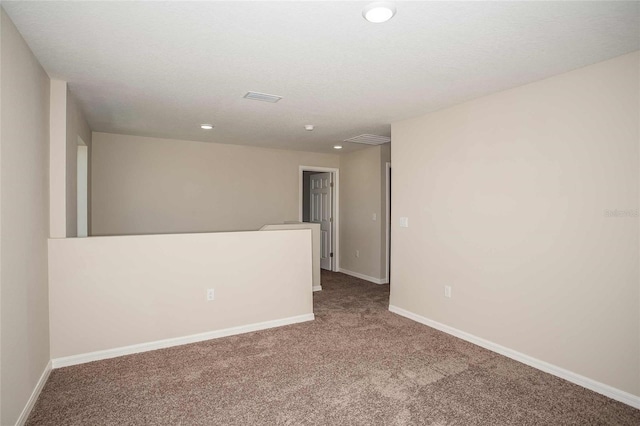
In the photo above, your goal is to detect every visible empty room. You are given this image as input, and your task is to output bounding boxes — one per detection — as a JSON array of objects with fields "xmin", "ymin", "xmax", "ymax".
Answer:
[{"xmin": 1, "ymin": 1, "xmax": 639, "ymax": 425}]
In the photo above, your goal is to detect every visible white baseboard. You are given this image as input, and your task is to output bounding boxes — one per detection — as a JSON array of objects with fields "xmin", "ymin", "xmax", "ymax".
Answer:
[
  {"xmin": 16, "ymin": 360, "xmax": 52, "ymax": 426},
  {"xmin": 313, "ymin": 285, "xmax": 322, "ymax": 292},
  {"xmin": 388, "ymin": 305, "xmax": 640, "ymax": 410},
  {"xmin": 52, "ymin": 313, "xmax": 315, "ymax": 369},
  {"xmin": 338, "ymin": 268, "xmax": 388, "ymax": 285}
]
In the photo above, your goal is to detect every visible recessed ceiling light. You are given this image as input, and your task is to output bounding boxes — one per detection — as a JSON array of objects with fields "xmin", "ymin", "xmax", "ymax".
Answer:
[
  {"xmin": 305, "ymin": 125, "xmax": 314, "ymax": 131},
  {"xmin": 333, "ymin": 145, "xmax": 343, "ymax": 150},
  {"xmin": 200, "ymin": 124, "xmax": 213, "ymax": 130},
  {"xmin": 363, "ymin": 2, "xmax": 396, "ymax": 23}
]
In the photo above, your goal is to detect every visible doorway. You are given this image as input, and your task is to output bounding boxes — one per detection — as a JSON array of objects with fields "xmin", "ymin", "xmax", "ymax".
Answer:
[{"xmin": 299, "ymin": 166, "xmax": 339, "ymax": 272}]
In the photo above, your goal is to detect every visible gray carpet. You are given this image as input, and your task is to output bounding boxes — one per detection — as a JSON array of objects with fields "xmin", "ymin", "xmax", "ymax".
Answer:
[{"xmin": 27, "ymin": 271, "xmax": 640, "ymax": 425}]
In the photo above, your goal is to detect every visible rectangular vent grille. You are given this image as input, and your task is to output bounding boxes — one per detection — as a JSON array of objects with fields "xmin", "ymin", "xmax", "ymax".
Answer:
[
  {"xmin": 243, "ymin": 91, "xmax": 282, "ymax": 103},
  {"xmin": 344, "ymin": 134, "xmax": 391, "ymax": 145}
]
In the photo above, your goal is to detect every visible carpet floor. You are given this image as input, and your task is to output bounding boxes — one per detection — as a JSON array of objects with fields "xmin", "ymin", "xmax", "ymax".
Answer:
[{"xmin": 28, "ymin": 271, "xmax": 640, "ymax": 425}]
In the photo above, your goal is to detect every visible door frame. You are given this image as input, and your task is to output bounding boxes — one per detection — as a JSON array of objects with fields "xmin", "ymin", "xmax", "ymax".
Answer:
[{"xmin": 299, "ymin": 166, "xmax": 339, "ymax": 272}]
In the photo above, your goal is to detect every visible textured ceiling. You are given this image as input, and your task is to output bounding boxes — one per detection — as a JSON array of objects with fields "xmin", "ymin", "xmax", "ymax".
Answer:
[{"xmin": 3, "ymin": 1, "xmax": 639, "ymax": 154}]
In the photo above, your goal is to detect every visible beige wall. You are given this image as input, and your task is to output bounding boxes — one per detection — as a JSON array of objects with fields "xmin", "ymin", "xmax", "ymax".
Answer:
[
  {"xmin": 48, "ymin": 230, "xmax": 313, "ymax": 359},
  {"xmin": 1, "ymin": 9, "xmax": 51, "ymax": 425},
  {"xmin": 339, "ymin": 144, "xmax": 390, "ymax": 281},
  {"xmin": 49, "ymin": 80, "xmax": 66, "ymax": 238},
  {"xmin": 380, "ymin": 144, "xmax": 391, "ymax": 280},
  {"xmin": 91, "ymin": 132, "xmax": 339, "ymax": 236},
  {"xmin": 65, "ymin": 89, "xmax": 92, "ymax": 237},
  {"xmin": 50, "ymin": 82, "xmax": 93, "ymax": 238},
  {"xmin": 391, "ymin": 52, "xmax": 640, "ymax": 396},
  {"xmin": 261, "ymin": 222, "xmax": 321, "ymax": 290}
]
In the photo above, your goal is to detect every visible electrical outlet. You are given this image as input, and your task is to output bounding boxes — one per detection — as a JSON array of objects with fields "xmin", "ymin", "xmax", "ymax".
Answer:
[
  {"xmin": 444, "ymin": 285, "xmax": 452, "ymax": 298},
  {"xmin": 355, "ymin": 250, "xmax": 360, "ymax": 258},
  {"xmin": 207, "ymin": 288, "xmax": 215, "ymax": 301},
  {"xmin": 372, "ymin": 213, "xmax": 377, "ymax": 221}
]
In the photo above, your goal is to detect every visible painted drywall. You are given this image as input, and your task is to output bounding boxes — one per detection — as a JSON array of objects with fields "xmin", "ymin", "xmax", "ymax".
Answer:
[
  {"xmin": 339, "ymin": 145, "xmax": 390, "ymax": 281},
  {"xmin": 261, "ymin": 222, "xmax": 321, "ymax": 290},
  {"xmin": 51, "ymin": 82, "xmax": 93, "ymax": 238},
  {"xmin": 91, "ymin": 132, "xmax": 340, "ymax": 236},
  {"xmin": 48, "ymin": 230, "xmax": 313, "ymax": 359},
  {"xmin": 380, "ymin": 144, "xmax": 391, "ymax": 281},
  {"xmin": 66, "ymin": 89, "xmax": 92, "ymax": 237},
  {"xmin": 49, "ymin": 80, "xmax": 66, "ymax": 238},
  {"xmin": 1, "ymin": 9, "xmax": 51, "ymax": 425},
  {"xmin": 391, "ymin": 52, "xmax": 640, "ymax": 397}
]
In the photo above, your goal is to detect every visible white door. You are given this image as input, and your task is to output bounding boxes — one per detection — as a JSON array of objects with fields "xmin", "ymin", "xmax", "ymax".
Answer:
[{"xmin": 310, "ymin": 172, "xmax": 332, "ymax": 270}]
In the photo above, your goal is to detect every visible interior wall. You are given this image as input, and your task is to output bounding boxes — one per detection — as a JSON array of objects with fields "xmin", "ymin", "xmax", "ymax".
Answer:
[
  {"xmin": 91, "ymin": 132, "xmax": 340, "ymax": 236},
  {"xmin": 0, "ymin": 9, "xmax": 51, "ymax": 425},
  {"xmin": 49, "ymin": 80, "xmax": 66, "ymax": 239},
  {"xmin": 49, "ymin": 230, "xmax": 313, "ymax": 359},
  {"xmin": 380, "ymin": 144, "xmax": 391, "ymax": 280},
  {"xmin": 65, "ymin": 89, "xmax": 92, "ymax": 237},
  {"xmin": 339, "ymin": 144, "xmax": 390, "ymax": 281},
  {"xmin": 260, "ymin": 223, "xmax": 321, "ymax": 290},
  {"xmin": 390, "ymin": 52, "xmax": 640, "ymax": 397}
]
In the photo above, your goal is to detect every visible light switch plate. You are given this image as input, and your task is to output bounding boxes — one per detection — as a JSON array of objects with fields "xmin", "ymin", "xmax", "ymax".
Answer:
[
  {"xmin": 399, "ymin": 217, "xmax": 409, "ymax": 228},
  {"xmin": 444, "ymin": 285, "xmax": 452, "ymax": 298}
]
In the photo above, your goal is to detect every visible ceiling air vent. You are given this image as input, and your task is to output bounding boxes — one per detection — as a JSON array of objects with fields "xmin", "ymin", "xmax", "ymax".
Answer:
[
  {"xmin": 243, "ymin": 91, "xmax": 282, "ymax": 103},
  {"xmin": 344, "ymin": 134, "xmax": 391, "ymax": 145}
]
